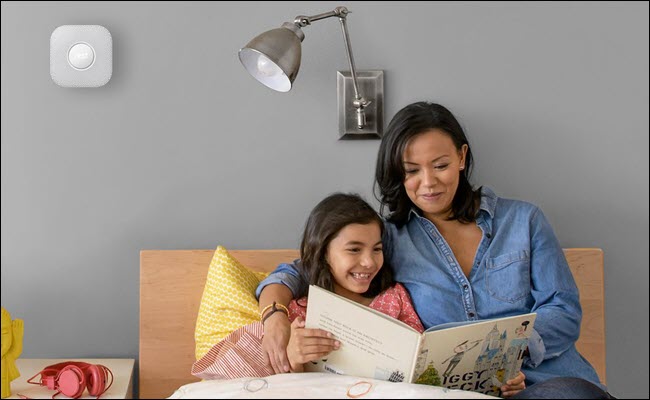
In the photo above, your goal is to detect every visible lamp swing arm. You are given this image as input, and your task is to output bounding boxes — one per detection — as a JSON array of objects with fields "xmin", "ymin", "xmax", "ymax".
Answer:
[{"xmin": 293, "ymin": 6, "xmax": 371, "ymax": 128}]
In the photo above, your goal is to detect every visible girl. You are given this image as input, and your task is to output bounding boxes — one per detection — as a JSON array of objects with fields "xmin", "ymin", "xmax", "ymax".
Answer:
[
  {"xmin": 192, "ymin": 192, "xmax": 423, "ymax": 378},
  {"xmin": 281, "ymin": 192, "xmax": 424, "ymax": 372}
]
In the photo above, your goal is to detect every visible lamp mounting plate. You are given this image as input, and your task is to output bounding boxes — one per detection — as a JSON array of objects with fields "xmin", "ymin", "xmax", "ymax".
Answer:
[{"xmin": 337, "ymin": 70, "xmax": 384, "ymax": 140}]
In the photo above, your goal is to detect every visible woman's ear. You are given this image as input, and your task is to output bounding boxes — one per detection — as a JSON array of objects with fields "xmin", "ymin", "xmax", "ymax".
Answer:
[{"xmin": 459, "ymin": 144, "xmax": 468, "ymax": 170}]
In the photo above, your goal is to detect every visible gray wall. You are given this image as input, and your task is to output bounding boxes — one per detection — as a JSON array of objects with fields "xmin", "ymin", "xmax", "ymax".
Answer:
[{"xmin": 1, "ymin": 1, "xmax": 648, "ymax": 398}]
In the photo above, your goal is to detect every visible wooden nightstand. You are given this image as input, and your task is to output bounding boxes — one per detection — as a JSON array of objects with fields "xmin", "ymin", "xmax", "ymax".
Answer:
[{"xmin": 6, "ymin": 358, "xmax": 135, "ymax": 399}]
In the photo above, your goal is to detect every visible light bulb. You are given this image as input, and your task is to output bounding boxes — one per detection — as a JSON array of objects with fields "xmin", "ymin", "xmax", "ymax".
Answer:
[{"xmin": 256, "ymin": 55, "xmax": 281, "ymax": 77}]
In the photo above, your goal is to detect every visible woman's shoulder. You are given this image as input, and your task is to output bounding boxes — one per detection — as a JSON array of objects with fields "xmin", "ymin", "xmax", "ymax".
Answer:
[{"xmin": 483, "ymin": 186, "xmax": 541, "ymax": 216}]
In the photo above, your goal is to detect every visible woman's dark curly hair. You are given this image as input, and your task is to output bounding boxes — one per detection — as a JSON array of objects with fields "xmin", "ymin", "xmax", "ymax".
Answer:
[
  {"xmin": 374, "ymin": 102, "xmax": 481, "ymax": 226},
  {"xmin": 295, "ymin": 193, "xmax": 394, "ymax": 299}
]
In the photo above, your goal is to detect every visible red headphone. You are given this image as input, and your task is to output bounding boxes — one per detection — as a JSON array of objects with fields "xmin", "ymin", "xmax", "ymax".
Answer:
[{"xmin": 27, "ymin": 361, "xmax": 113, "ymax": 398}]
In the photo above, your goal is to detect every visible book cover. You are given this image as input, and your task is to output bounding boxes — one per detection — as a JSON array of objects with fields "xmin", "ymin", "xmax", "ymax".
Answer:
[{"xmin": 304, "ymin": 285, "xmax": 536, "ymax": 396}]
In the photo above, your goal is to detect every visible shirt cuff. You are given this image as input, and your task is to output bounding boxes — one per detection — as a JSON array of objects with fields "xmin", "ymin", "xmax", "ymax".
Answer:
[
  {"xmin": 255, "ymin": 272, "xmax": 302, "ymax": 299},
  {"xmin": 523, "ymin": 328, "xmax": 545, "ymax": 368}
]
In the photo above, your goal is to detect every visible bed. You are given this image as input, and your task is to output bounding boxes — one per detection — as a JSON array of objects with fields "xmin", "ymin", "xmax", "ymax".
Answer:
[{"xmin": 139, "ymin": 248, "xmax": 606, "ymax": 399}]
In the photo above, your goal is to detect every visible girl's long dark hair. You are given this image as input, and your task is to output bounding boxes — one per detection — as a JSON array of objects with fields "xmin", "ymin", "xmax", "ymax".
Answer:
[
  {"xmin": 374, "ymin": 102, "xmax": 481, "ymax": 226},
  {"xmin": 295, "ymin": 193, "xmax": 393, "ymax": 299}
]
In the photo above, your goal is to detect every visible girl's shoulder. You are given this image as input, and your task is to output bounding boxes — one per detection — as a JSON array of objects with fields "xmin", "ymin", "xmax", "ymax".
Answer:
[
  {"xmin": 376, "ymin": 282, "xmax": 410, "ymax": 301},
  {"xmin": 288, "ymin": 297, "xmax": 308, "ymax": 322}
]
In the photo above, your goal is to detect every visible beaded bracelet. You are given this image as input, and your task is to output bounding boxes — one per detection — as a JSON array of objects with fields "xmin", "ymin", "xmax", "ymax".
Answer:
[
  {"xmin": 259, "ymin": 303, "xmax": 275, "ymax": 320},
  {"xmin": 273, "ymin": 302, "xmax": 289, "ymax": 315},
  {"xmin": 261, "ymin": 301, "xmax": 289, "ymax": 324},
  {"xmin": 260, "ymin": 301, "xmax": 289, "ymax": 319}
]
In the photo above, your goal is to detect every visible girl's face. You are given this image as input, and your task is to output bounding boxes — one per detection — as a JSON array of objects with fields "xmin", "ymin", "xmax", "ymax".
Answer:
[
  {"xmin": 326, "ymin": 222, "xmax": 383, "ymax": 301},
  {"xmin": 402, "ymin": 129, "xmax": 467, "ymax": 222}
]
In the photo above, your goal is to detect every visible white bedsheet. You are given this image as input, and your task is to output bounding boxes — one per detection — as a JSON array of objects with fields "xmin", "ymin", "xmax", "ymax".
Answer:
[{"xmin": 168, "ymin": 372, "xmax": 499, "ymax": 399}]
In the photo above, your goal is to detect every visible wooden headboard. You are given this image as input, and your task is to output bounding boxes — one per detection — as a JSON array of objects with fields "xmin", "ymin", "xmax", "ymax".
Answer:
[{"xmin": 139, "ymin": 248, "xmax": 606, "ymax": 399}]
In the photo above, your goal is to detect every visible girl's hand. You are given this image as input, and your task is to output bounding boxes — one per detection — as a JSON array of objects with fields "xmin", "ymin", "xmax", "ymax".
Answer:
[
  {"xmin": 501, "ymin": 371, "xmax": 526, "ymax": 397},
  {"xmin": 261, "ymin": 312, "xmax": 292, "ymax": 374},
  {"xmin": 286, "ymin": 317, "xmax": 340, "ymax": 372}
]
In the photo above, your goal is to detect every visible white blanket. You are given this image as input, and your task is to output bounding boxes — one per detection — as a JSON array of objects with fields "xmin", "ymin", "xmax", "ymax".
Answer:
[{"xmin": 168, "ymin": 372, "xmax": 499, "ymax": 399}]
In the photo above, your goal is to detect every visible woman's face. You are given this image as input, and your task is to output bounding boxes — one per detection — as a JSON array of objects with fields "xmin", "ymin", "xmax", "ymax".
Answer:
[
  {"xmin": 402, "ymin": 129, "xmax": 467, "ymax": 222},
  {"xmin": 326, "ymin": 222, "xmax": 383, "ymax": 301}
]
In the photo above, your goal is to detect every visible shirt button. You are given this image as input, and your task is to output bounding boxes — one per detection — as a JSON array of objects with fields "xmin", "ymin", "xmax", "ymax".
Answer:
[
  {"xmin": 486, "ymin": 233, "xmax": 492, "ymax": 239},
  {"xmin": 463, "ymin": 284, "xmax": 469, "ymax": 291},
  {"xmin": 468, "ymin": 312, "xmax": 475, "ymax": 318}
]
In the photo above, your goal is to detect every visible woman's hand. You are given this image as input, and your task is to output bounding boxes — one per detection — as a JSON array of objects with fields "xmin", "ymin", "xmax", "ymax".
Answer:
[
  {"xmin": 258, "ymin": 284, "xmax": 295, "ymax": 374},
  {"xmin": 261, "ymin": 312, "xmax": 292, "ymax": 374},
  {"xmin": 286, "ymin": 317, "xmax": 340, "ymax": 373},
  {"xmin": 500, "ymin": 371, "xmax": 526, "ymax": 398}
]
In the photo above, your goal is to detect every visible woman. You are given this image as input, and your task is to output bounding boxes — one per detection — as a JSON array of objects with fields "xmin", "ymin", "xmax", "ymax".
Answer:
[{"xmin": 257, "ymin": 102, "xmax": 612, "ymax": 398}]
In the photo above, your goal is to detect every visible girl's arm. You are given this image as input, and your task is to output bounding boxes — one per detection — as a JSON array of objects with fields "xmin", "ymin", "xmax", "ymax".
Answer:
[{"xmin": 286, "ymin": 317, "xmax": 340, "ymax": 372}]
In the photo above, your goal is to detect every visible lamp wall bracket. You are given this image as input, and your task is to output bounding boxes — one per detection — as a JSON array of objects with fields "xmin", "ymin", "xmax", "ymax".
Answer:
[{"xmin": 337, "ymin": 70, "xmax": 383, "ymax": 140}]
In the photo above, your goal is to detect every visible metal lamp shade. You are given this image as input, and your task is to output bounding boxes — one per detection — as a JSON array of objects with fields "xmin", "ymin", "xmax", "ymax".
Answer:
[{"xmin": 238, "ymin": 26, "xmax": 303, "ymax": 92}]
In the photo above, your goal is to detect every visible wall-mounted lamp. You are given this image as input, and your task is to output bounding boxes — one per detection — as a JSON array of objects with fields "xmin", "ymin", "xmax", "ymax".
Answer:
[{"xmin": 238, "ymin": 6, "xmax": 383, "ymax": 139}]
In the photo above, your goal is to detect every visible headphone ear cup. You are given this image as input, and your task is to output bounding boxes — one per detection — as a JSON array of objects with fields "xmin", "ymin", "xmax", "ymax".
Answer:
[
  {"xmin": 42, "ymin": 373, "xmax": 58, "ymax": 390},
  {"xmin": 57, "ymin": 365, "xmax": 86, "ymax": 398},
  {"xmin": 85, "ymin": 364, "xmax": 104, "ymax": 396}
]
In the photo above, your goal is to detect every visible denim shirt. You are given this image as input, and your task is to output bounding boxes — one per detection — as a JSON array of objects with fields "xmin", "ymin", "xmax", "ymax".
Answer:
[{"xmin": 256, "ymin": 187, "xmax": 604, "ymax": 390}]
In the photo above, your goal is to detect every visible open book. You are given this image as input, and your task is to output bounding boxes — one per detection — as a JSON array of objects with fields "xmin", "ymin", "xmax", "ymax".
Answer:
[{"xmin": 304, "ymin": 285, "xmax": 536, "ymax": 396}]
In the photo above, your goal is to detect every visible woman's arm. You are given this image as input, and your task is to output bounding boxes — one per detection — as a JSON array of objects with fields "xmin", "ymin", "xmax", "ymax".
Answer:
[
  {"xmin": 255, "ymin": 262, "xmax": 304, "ymax": 299},
  {"xmin": 526, "ymin": 208, "xmax": 582, "ymax": 367},
  {"xmin": 256, "ymin": 261, "xmax": 337, "ymax": 374},
  {"xmin": 256, "ymin": 262, "xmax": 309, "ymax": 374},
  {"xmin": 259, "ymin": 283, "xmax": 293, "ymax": 374}
]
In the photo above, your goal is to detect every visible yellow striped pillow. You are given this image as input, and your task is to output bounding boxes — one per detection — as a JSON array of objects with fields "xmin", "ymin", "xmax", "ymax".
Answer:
[{"xmin": 194, "ymin": 246, "xmax": 269, "ymax": 360}]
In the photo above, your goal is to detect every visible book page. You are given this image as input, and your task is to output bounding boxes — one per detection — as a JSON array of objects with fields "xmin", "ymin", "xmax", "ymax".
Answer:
[
  {"xmin": 304, "ymin": 285, "xmax": 422, "ymax": 382},
  {"xmin": 413, "ymin": 313, "xmax": 536, "ymax": 396}
]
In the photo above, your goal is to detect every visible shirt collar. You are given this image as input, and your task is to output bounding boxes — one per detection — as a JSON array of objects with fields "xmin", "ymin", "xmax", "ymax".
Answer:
[
  {"xmin": 407, "ymin": 208, "xmax": 421, "ymax": 221},
  {"xmin": 479, "ymin": 186, "xmax": 497, "ymax": 218}
]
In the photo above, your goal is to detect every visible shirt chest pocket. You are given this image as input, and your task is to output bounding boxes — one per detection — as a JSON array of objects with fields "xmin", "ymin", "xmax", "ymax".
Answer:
[{"xmin": 485, "ymin": 250, "xmax": 531, "ymax": 303}]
